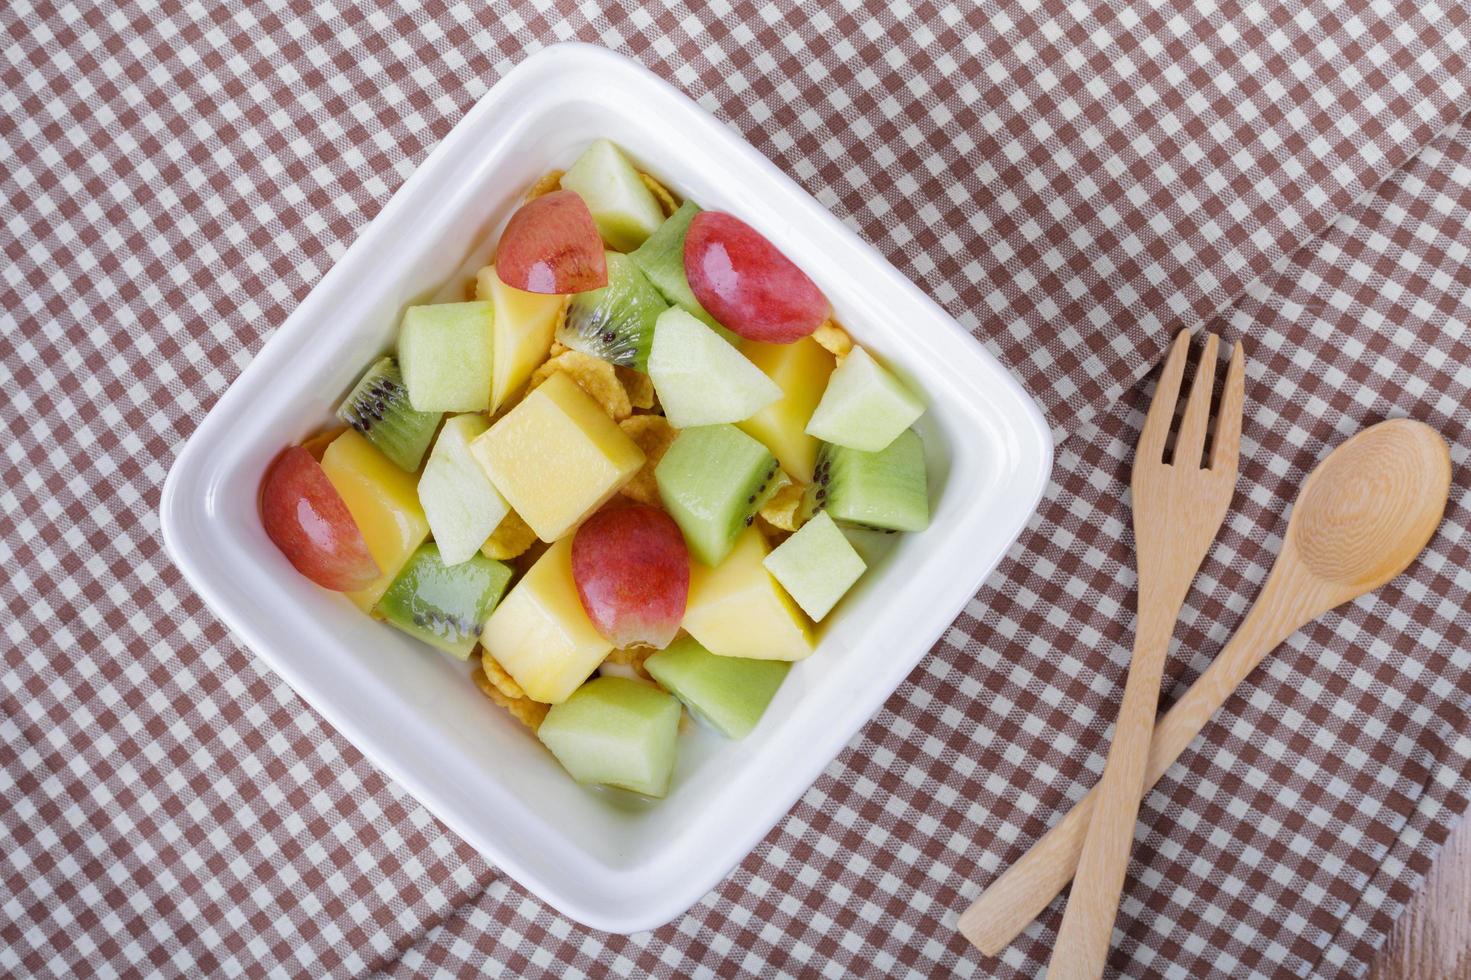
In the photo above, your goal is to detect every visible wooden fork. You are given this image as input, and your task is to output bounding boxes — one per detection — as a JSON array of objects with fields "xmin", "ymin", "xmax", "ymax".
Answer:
[{"xmin": 1046, "ymin": 331, "xmax": 1244, "ymax": 979}]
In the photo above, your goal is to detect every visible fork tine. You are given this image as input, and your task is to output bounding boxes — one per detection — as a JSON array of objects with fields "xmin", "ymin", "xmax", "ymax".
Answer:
[
  {"xmin": 1138, "ymin": 331, "xmax": 1192, "ymax": 463},
  {"xmin": 1175, "ymin": 333, "xmax": 1220, "ymax": 468},
  {"xmin": 1209, "ymin": 338, "xmax": 1246, "ymax": 473}
]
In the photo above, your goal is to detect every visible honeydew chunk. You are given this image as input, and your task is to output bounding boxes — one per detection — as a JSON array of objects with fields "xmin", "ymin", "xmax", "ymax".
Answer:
[
  {"xmin": 476, "ymin": 266, "xmax": 566, "ymax": 411},
  {"xmin": 805, "ymin": 347, "xmax": 924, "ymax": 452},
  {"xmin": 480, "ymin": 537, "xmax": 613, "ymax": 703},
  {"xmin": 761, "ymin": 511, "xmax": 866, "ymax": 622},
  {"xmin": 559, "ymin": 139, "xmax": 666, "ymax": 252},
  {"xmin": 682, "ymin": 528, "xmax": 814, "ymax": 661},
  {"xmin": 469, "ymin": 372, "xmax": 645, "ymax": 542},
  {"xmin": 737, "ymin": 336, "xmax": 835, "ymax": 483},
  {"xmin": 648, "ymin": 308, "xmax": 781, "ymax": 428},
  {"xmin": 398, "ymin": 301, "xmax": 496, "ymax": 412},
  {"xmin": 537, "ymin": 676, "xmax": 681, "ymax": 797},
  {"xmin": 644, "ymin": 636, "xmax": 790, "ymax": 739},
  {"xmin": 320, "ymin": 429, "xmax": 431, "ymax": 611},
  {"xmin": 417, "ymin": 414, "xmax": 509, "ymax": 565}
]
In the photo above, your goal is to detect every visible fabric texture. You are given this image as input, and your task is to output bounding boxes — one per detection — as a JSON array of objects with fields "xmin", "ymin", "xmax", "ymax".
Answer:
[{"xmin": 3, "ymin": 1, "xmax": 1470, "ymax": 977}]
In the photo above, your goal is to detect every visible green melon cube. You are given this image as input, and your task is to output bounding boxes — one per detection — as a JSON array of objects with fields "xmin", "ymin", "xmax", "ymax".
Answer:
[
  {"xmin": 537, "ymin": 677, "xmax": 682, "ymax": 798},
  {"xmin": 648, "ymin": 308, "xmax": 780, "ymax": 428},
  {"xmin": 398, "ymin": 301, "xmax": 495, "ymax": 412},
  {"xmin": 762, "ymin": 511, "xmax": 867, "ymax": 621},
  {"xmin": 805, "ymin": 347, "xmax": 924, "ymax": 452},
  {"xmin": 417, "ymin": 414, "xmax": 509, "ymax": 565},
  {"xmin": 560, "ymin": 139, "xmax": 666, "ymax": 252}
]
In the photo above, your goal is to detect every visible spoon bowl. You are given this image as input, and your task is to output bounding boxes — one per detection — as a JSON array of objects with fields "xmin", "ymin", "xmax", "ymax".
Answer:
[{"xmin": 1289, "ymin": 418, "xmax": 1451, "ymax": 600}]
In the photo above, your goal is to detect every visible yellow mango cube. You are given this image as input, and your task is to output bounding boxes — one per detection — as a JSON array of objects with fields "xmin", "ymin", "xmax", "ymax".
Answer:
[
  {"xmin": 470, "ymin": 371, "xmax": 644, "ymax": 542},
  {"xmin": 476, "ymin": 265, "xmax": 566, "ymax": 410},
  {"xmin": 683, "ymin": 528, "xmax": 814, "ymax": 661},
  {"xmin": 319, "ymin": 429, "xmax": 430, "ymax": 611},
  {"xmin": 737, "ymin": 337, "xmax": 835, "ymax": 483},
  {"xmin": 479, "ymin": 537, "xmax": 612, "ymax": 703}
]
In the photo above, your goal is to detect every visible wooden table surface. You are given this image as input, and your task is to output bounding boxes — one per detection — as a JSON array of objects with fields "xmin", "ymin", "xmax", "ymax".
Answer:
[{"xmin": 1368, "ymin": 809, "xmax": 1471, "ymax": 980}]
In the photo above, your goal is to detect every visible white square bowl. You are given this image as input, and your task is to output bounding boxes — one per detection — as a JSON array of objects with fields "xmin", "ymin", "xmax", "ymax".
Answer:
[{"xmin": 160, "ymin": 43, "xmax": 1053, "ymax": 933}]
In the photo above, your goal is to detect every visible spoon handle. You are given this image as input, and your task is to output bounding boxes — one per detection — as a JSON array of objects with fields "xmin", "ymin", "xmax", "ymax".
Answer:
[{"xmin": 958, "ymin": 558, "xmax": 1332, "ymax": 957}]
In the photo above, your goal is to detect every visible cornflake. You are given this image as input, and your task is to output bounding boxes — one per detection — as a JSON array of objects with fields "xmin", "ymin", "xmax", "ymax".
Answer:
[
  {"xmin": 616, "ymin": 365, "xmax": 656, "ymax": 410},
  {"xmin": 758, "ymin": 480, "xmax": 807, "ymax": 532},
  {"xmin": 638, "ymin": 171, "xmax": 680, "ymax": 217},
  {"xmin": 813, "ymin": 321, "xmax": 853, "ymax": 360},
  {"xmin": 616, "ymin": 415, "xmax": 677, "ymax": 506},
  {"xmin": 527, "ymin": 350, "xmax": 632, "ymax": 420},
  {"xmin": 604, "ymin": 646, "xmax": 655, "ymax": 679},
  {"xmin": 481, "ymin": 509, "xmax": 538, "ymax": 560},
  {"xmin": 524, "ymin": 169, "xmax": 565, "ymax": 202},
  {"xmin": 473, "ymin": 661, "xmax": 550, "ymax": 731}
]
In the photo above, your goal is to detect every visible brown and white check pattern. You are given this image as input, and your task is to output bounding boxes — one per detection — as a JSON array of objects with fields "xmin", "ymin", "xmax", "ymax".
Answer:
[{"xmin": 3, "ymin": 1, "xmax": 1470, "ymax": 977}]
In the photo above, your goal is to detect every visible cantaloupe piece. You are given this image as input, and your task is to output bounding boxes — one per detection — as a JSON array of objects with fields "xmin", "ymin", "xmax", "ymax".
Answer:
[
  {"xmin": 469, "ymin": 372, "xmax": 644, "ymax": 542},
  {"xmin": 319, "ymin": 429, "xmax": 431, "ymax": 611},
  {"xmin": 479, "ymin": 537, "xmax": 613, "ymax": 703},
  {"xmin": 475, "ymin": 265, "xmax": 566, "ymax": 411},
  {"xmin": 682, "ymin": 528, "xmax": 814, "ymax": 661},
  {"xmin": 737, "ymin": 336, "xmax": 835, "ymax": 483}
]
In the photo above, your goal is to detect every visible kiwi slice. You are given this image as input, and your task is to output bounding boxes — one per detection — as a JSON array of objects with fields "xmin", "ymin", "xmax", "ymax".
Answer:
[
  {"xmin": 336, "ymin": 356, "xmax": 441, "ymax": 472},
  {"xmin": 804, "ymin": 428, "xmax": 929, "ymax": 532},
  {"xmin": 555, "ymin": 251, "xmax": 667, "ymax": 371},
  {"xmin": 644, "ymin": 636, "xmax": 789, "ymax": 739},
  {"xmin": 655, "ymin": 424, "xmax": 782, "ymax": 566},
  {"xmin": 629, "ymin": 201, "xmax": 728, "ymax": 335},
  {"xmin": 375, "ymin": 543, "xmax": 513, "ymax": 659}
]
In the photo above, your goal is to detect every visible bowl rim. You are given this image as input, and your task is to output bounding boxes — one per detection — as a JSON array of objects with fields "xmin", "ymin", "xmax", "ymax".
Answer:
[{"xmin": 160, "ymin": 42, "xmax": 1054, "ymax": 933}]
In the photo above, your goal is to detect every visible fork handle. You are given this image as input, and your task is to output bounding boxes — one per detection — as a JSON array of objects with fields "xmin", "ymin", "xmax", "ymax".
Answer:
[{"xmin": 1046, "ymin": 603, "xmax": 1179, "ymax": 979}]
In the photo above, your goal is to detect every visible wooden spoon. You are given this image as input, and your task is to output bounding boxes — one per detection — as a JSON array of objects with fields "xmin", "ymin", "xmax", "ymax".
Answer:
[{"xmin": 958, "ymin": 417, "xmax": 1451, "ymax": 959}]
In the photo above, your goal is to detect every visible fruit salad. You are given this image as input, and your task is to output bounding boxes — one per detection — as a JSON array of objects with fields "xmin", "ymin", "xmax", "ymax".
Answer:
[{"xmin": 259, "ymin": 139, "xmax": 932, "ymax": 799}]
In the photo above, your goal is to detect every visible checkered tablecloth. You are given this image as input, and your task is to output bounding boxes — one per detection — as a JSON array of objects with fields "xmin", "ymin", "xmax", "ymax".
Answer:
[{"xmin": 4, "ymin": 2, "xmax": 1471, "ymax": 977}]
